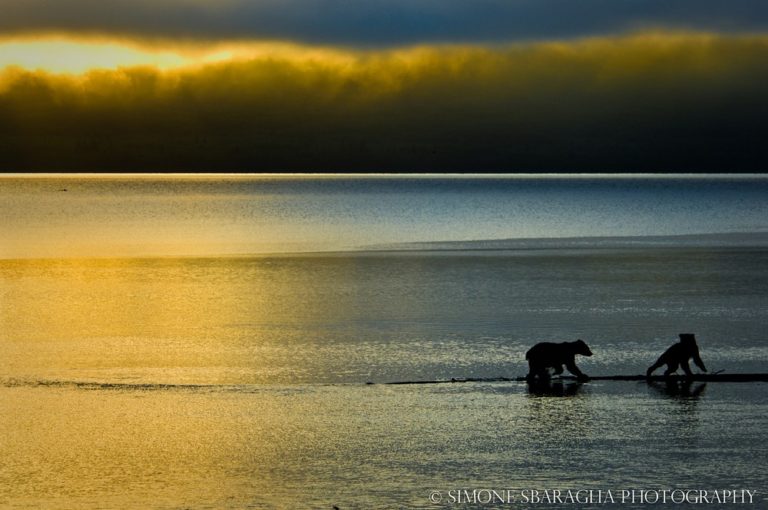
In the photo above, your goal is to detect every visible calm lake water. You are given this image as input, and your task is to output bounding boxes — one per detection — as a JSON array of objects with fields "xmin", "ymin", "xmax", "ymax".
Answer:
[{"xmin": 1, "ymin": 176, "xmax": 767, "ymax": 508}]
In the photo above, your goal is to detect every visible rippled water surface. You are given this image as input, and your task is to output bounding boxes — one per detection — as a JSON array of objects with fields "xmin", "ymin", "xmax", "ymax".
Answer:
[
  {"xmin": 2, "ymin": 381, "xmax": 767, "ymax": 509},
  {"xmin": 2, "ymin": 251, "xmax": 767, "ymax": 385},
  {"xmin": 1, "ymin": 251, "xmax": 767, "ymax": 508},
  {"xmin": 1, "ymin": 176, "xmax": 767, "ymax": 508}
]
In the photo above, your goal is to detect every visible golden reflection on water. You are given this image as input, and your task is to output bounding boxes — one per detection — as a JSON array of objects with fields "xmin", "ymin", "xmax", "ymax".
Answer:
[
  {"xmin": 0, "ymin": 386, "xmax": 314, "ymax": 508},
  {"xmin": 2, "ymin": 254, "xmax": 767, "ymax": 508},
  {"xmin": 0, "ymin": 256, "xmax": 532, "ymax": 385},
  {"xmin": 1, "ymin": 383, "xmax": 540, "ymax": 508},
  {"xmin": 1, "ymin": 380, "xmax": 765, "ymax": 508},
  {"xmin": 0, "ymin": 257, "xmax": 329, "ymax": 384}
]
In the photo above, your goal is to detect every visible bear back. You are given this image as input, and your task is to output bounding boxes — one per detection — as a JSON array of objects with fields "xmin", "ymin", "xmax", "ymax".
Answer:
[{"xmin": 526, "ymin": 339, "xmax": 593, "ymax": 360}]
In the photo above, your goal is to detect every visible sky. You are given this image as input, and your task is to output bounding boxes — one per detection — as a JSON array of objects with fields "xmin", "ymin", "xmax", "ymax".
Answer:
[{"xmin": 1, "ymin": 1, "xmax": 767, "ymax": 172}]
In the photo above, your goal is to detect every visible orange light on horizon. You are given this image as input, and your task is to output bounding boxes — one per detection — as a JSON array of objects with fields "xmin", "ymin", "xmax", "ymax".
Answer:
[
  {"xmin": 0, "ymin": 35, "xmax": 363, "ymax": 74},
  {"xmin": 0, "ymin": 38, "xmax": 191, "ymax": 73}
]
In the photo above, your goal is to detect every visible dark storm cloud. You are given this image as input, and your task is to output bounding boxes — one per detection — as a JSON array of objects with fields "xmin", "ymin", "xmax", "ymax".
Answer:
[
  {"xmin": 1, "ymin": 0, "xmax": 768, "ymax": 45},
  {"xmin": 1, "ymin": 33, "xmax": 767, "ymax": 172}
]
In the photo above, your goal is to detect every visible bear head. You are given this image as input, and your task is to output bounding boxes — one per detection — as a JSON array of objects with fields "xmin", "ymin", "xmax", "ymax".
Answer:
[{"xmin": 573, "ymin": 339, "xmax": 593, "ymax": 356}]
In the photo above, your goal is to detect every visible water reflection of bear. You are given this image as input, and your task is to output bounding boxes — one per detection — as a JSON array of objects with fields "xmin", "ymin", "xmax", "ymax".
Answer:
[
  {"xmin": 526, "ymin": 380, "xmax": 584, "ymax": 397},
  {"xmin": 648, "ymin": 380, "xmax": 707, "ymax": 400},
  {"xmin": 647, "ymin": 380, "xmax": 706, "ymax": 450},
  {"xmin": 524, "ymin": 382, "xmax": 590, "ymax": 442}
]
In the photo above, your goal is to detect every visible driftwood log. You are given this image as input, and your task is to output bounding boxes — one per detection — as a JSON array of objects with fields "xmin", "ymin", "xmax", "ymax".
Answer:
[{"xmin": 377, "ymin": 373, "xmax": 768, "ymax": 385}]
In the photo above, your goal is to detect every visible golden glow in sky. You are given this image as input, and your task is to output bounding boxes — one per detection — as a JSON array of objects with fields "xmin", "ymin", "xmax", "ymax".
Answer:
[
  {"xmin": 0, "ymin": 38, "xmax": 193, "ymax": 72},
  {"xmin": 0, "ymin": 36, "xmax": 360, "ymax": 73},
  {"xmin": 1, "ymin": 30, "xmax": 767, "ymax": 172}
]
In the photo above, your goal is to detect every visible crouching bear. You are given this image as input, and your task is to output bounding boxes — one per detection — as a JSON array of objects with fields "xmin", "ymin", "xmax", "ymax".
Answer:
[
  {"xmin": 647, "ymin": 333, "xmax": 707, "ymax": 378},
  {"xmin": 525, "ymin": 339, "xmax": 593, "ymax": 382}
]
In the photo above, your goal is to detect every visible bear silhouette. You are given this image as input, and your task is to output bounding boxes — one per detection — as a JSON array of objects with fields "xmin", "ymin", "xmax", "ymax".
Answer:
[
  {"xmin": 647, "ymin": 333, "xmax": 707, "ymax": 378},
  {"xmin": 525, "ymin": 339, "xmax": 593, "ymax": 382}
]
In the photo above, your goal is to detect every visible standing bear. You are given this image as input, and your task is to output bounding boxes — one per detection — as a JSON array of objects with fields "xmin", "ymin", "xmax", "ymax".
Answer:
[{"xmin": 525, "ymin": 339, "xmax": 593, "ymax": 382}]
